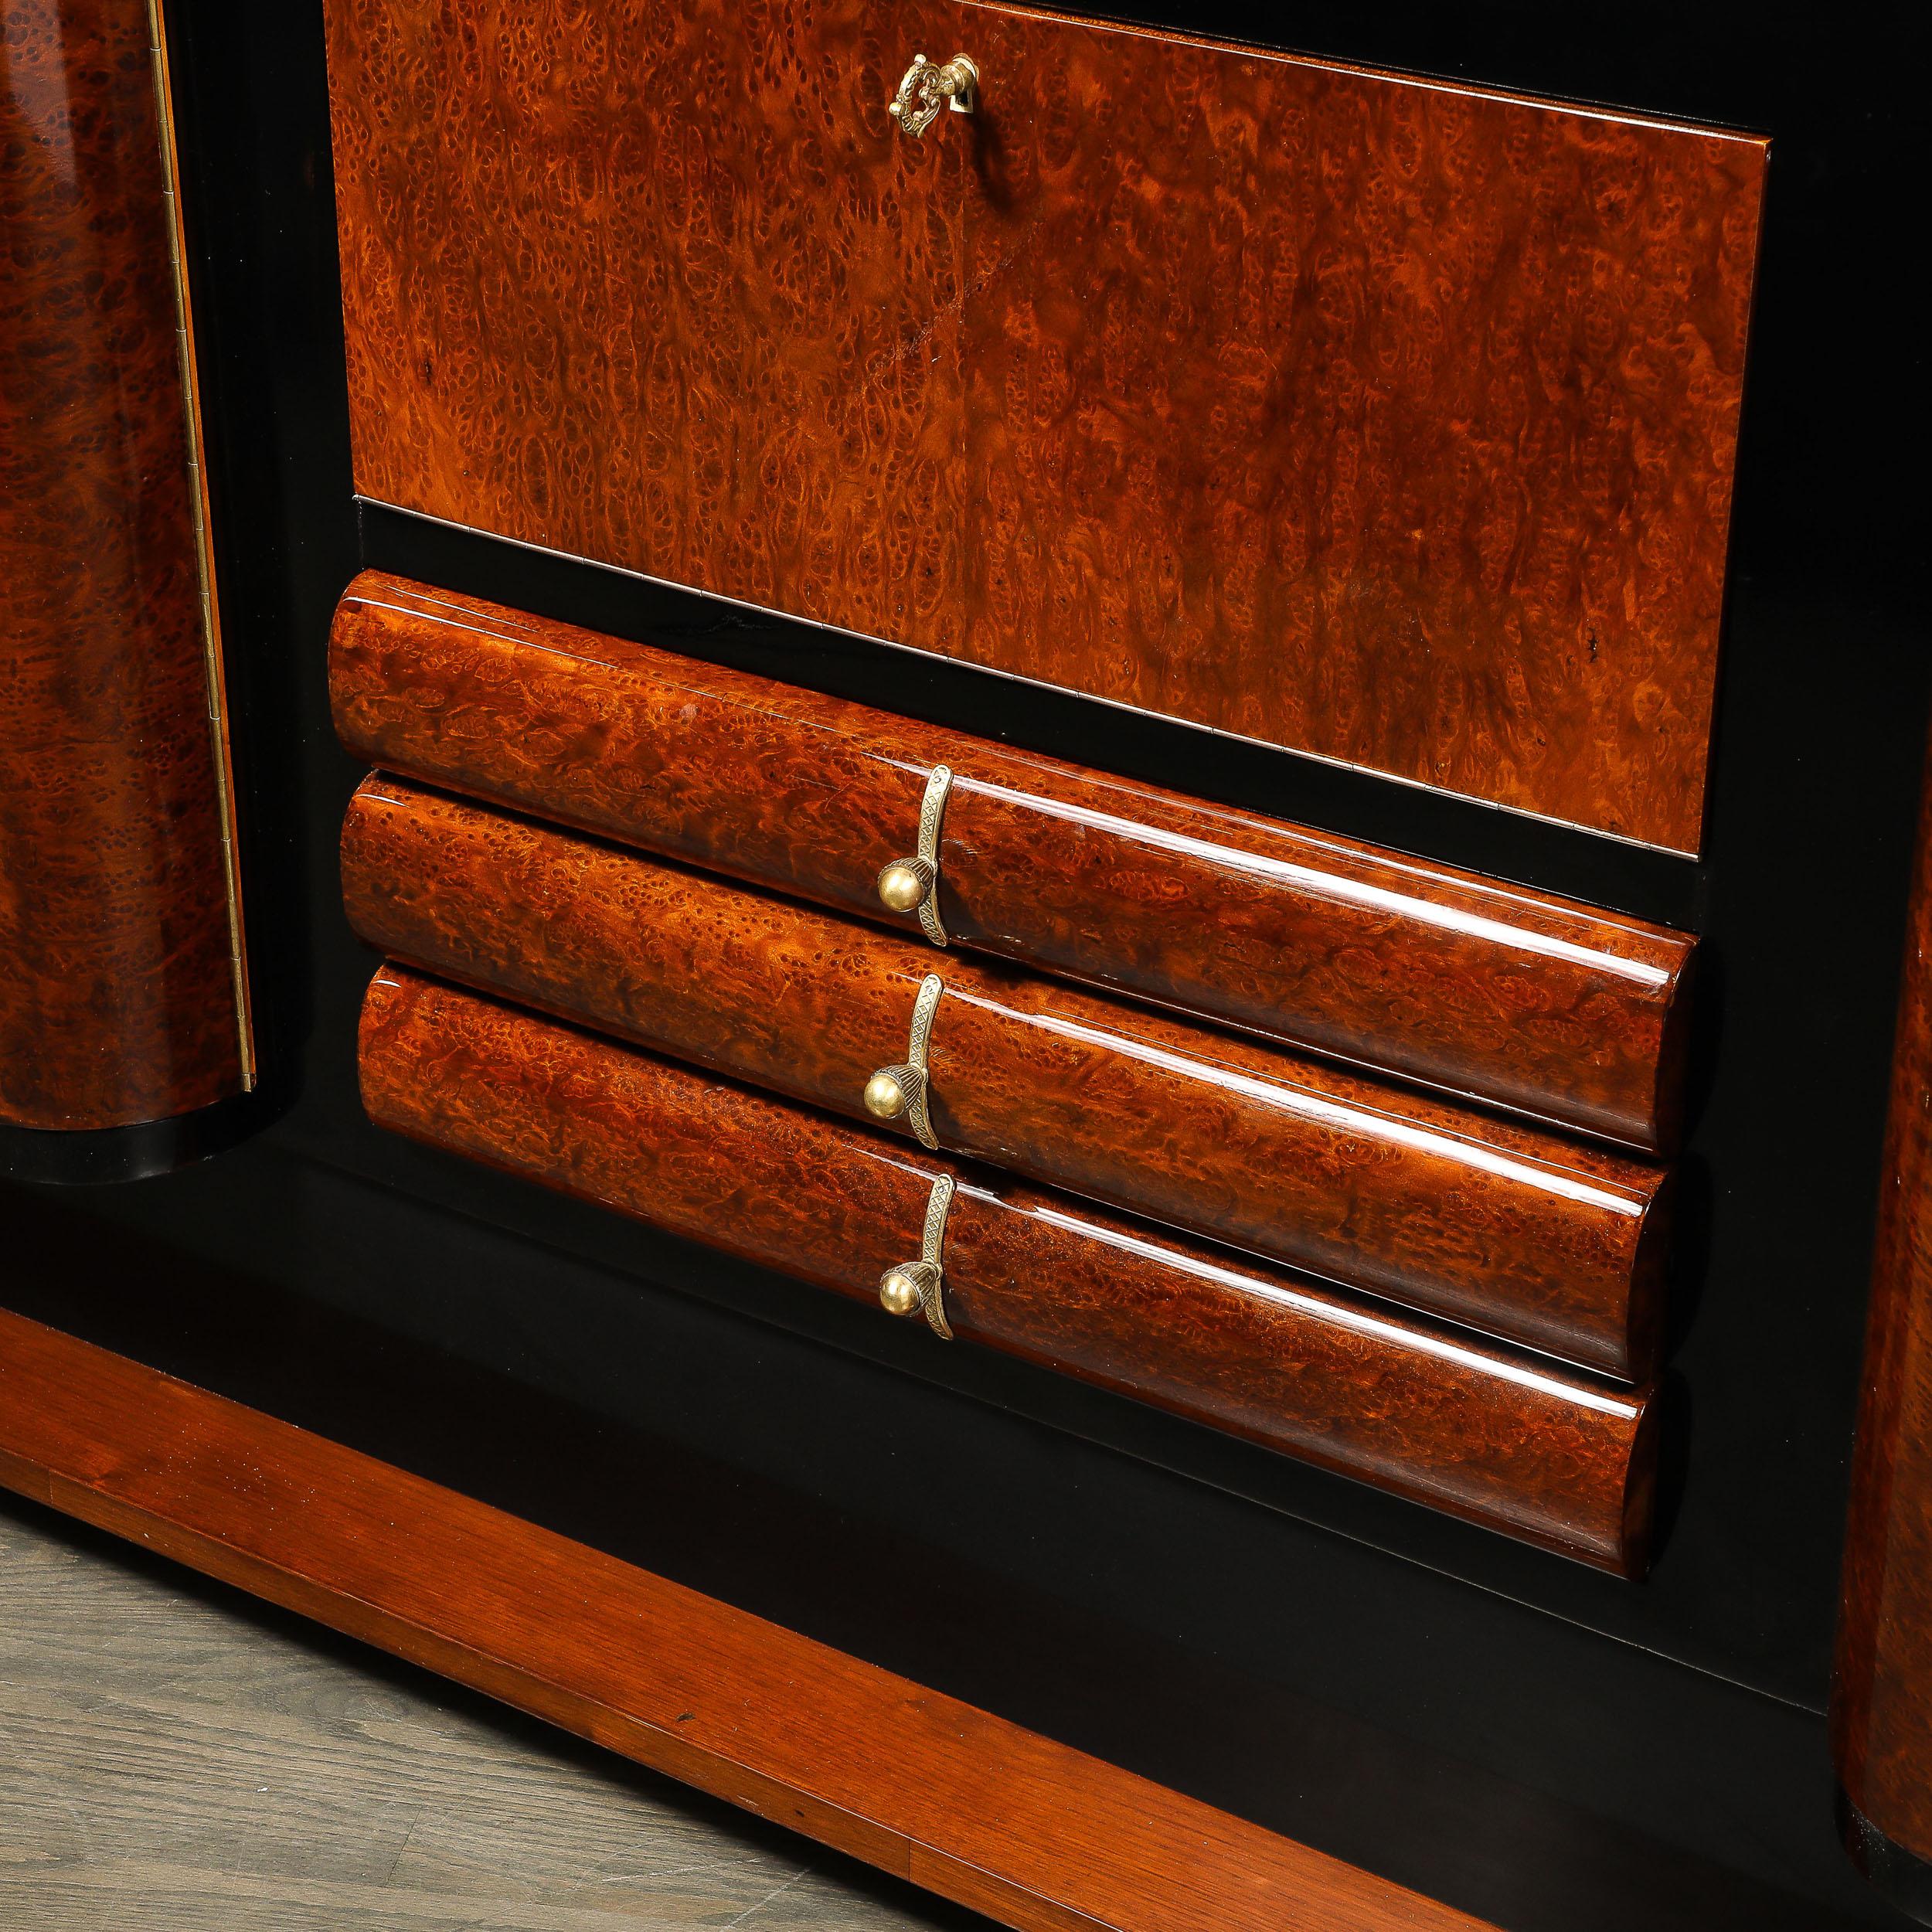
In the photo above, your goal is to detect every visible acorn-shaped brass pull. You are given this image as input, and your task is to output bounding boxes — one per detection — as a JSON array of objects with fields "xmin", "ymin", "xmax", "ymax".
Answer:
[
  {"xmin": 879, "ymin": 1260, "xmax": 939, "ymax": 1319},
  {"xmin": 864, "ymin": 1061, "xmax": 927, "ymax": 1124},
  {"xmin": 865, "ymin": 975, "xmax": 944, "ymax": 1149},
  {"xmin": 877, "ymin": 1174, "xmax": 956, "ymax": 1338},
  {"xmin": 877, "ymin": 856, "xmax": 934, "ymax": 915},
  {"xmin": 877, "ymin": 764, "xmax": 952, "ymax": 946},
  {"xmin": 888, "ymin": 53, "xmax": 979, "ymax": 140}
]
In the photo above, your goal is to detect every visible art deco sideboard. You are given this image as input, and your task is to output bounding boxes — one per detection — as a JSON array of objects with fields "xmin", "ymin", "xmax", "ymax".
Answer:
[{"xmin": 1, "ymin": 2, "xmax": 1925, "ymax": 1927}]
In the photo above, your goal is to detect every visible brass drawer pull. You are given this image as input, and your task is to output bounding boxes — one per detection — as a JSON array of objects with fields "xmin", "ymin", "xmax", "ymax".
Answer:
[
  {"xmin": 864, "ymin": 973, "xmax": 944, "ymax": 1149},
  {"xmin": 878, "ymin": 1173, "xmax": 957, "ymax": 1338},
  {"xmin": 876, "ymin": 763, "xmax": 952, "ymax": 947},
  {"xmin": 887, "ymin": 53, "xmax": 979, "ymax": 141}
]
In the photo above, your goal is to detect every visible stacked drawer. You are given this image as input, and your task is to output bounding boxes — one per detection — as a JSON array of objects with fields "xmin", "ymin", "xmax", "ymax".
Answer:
[{"xmin": 332, "ymin": 572, "xmax": 1695, "ymax": 1577}]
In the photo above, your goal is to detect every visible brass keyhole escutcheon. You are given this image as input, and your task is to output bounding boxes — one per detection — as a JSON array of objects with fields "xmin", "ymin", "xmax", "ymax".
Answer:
[{"xmin": 888, "ymin": 53, "xmax": 979, "ymax": 140}]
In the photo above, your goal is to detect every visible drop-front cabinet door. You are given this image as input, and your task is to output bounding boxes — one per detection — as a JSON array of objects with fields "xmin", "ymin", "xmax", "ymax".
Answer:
[{"xmin": 325, "ymin": 0, "xmax": 1767, "ymax": 854}]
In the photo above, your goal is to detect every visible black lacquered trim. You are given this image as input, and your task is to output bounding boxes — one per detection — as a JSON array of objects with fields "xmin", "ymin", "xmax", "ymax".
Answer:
[
  {"xmin": 1839, "ymin": 1785, "xmax": 1932, "ymax": 1926},
  {"xmin": 0, "ymin": 1089, "xmax": 263, "ymax": 1186}
]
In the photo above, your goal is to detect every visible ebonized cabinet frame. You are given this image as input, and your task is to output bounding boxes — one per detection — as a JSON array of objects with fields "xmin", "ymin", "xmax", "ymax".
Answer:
[{"xmin": 5, "ymin": 0, "xmax": 1920, "ymax": 1923}]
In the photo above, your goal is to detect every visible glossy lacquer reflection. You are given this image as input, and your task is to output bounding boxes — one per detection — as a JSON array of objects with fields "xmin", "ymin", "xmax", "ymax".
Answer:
[{"xmin": 359, "ymin": 964, "xmax": 1658, "ymax": 1575}]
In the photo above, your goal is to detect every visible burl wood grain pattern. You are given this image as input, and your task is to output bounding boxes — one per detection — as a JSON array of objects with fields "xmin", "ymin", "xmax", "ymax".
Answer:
[
  {"xmin": 359, "ymin": 964, "xmax": 1658, "ymax": 1573},
  {"xmin": 331, "ymin": 575, "xmax": 1698, "ymax": 1154},
  {"xmin": 0, "ymin": 1308, "xmax": 1502, "ymax": 1932},
  {"xmin": 322, "ymin": 2, "xmax": 1766, "ymax": 853},
  {"xmin": 344, "ymin": 774, "xmax": 1671, "ymax": 1379},
  {"xmin": 1834, "ymin": 725, "xmax": 1932, "ymax": 1869},
  {"xmin": 0, "ymin": 0, "xmax": 243, "ymax": 1130}
]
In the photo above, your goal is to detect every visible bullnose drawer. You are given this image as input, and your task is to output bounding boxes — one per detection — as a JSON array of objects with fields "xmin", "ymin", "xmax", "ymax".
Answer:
[{"xmin": 342, "ymin": 770, "xmax": 1672, "ymax": 1380}]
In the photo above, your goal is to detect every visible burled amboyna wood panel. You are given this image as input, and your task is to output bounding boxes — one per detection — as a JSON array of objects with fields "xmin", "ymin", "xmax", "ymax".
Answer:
[
  {"xmin": 324, "ymin": 1, "xmax": 1765, "ymax": 852},
  {"xmin": 0, "ymin": 0, "xmax": 243, "ymax": 1130}
]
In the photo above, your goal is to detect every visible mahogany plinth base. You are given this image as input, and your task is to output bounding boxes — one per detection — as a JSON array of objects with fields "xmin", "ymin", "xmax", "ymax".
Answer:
[
  {"xmin": 0, "ymin": 1304, "xmax": 1494, "ymax": 1932},
  {"xmin": 1838, "ymin": 1787, "xmax": 1932, "ymax": 1928}
]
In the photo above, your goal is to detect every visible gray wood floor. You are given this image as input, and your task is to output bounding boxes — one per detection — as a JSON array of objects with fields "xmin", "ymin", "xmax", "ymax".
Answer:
[{"xmin": 0, "ymin": 1492, "xmax": 981, "ymax": 1931}]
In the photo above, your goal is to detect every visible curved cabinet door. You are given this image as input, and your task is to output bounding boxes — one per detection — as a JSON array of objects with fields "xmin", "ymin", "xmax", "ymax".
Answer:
[
  {"xmin": 1835, "ymin": 716, "xmax": 1932, "ymax": 1923},
  {"xmin": 0, "ymin": 0, "xmax": 253, "ymax": 1161}
]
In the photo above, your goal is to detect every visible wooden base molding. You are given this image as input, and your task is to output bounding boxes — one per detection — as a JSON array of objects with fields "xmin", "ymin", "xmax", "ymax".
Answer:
[{"xmin": 0, "ymin": 1303, "xmax": 1493, "ymax": 1932}]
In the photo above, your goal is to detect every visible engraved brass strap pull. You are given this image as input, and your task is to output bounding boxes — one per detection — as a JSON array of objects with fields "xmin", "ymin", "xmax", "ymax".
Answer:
[
  {"xmin": 887, "ymin": 53, "xmax": 979, "ymax": 140},
  {"xmin": 877, "ymin": 764, "xmax": 952, "ymax": 947},
  {"xmin": 879, "ymin": 1173, "xmax": 956, "ymax": 1339},
  {"xmin": 864, "ymin": 973, "xmax": 944, "ymax": 1149}
]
